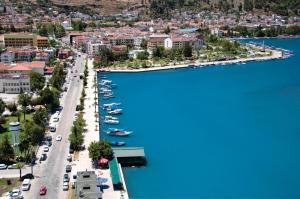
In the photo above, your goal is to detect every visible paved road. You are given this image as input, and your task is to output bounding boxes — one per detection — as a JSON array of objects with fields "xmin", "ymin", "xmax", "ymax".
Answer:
[{"xmin": 23, "ymin": 53, "xmax": 86, "ymax": 199}]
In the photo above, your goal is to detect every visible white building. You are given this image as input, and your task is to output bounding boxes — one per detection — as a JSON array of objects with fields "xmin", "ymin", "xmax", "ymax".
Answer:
[
  {"xmin": 0, "ymin": 74, "xmax": 31, "ymax": 94},
  {"xmin": 87, "ymin": 39, "xmax": 111, "ymax": 55}
]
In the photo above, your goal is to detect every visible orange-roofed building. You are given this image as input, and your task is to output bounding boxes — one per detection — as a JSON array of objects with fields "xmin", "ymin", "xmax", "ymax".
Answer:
[{"xmin": 37, "ymin": 36, "xmax": 49, "ymax": 48}]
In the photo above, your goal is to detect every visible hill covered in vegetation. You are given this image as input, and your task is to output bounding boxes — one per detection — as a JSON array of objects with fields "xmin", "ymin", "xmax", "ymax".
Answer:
[{"xmin": 149, "ymin": 0, "xmax": 300, "ymax": 18}]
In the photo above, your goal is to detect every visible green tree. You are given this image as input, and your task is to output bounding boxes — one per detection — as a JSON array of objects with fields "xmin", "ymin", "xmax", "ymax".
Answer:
[
  {"xmin": 38, "ymin": 25, "xmax": 48, "ymax": 37},
  {"xmin": 16, "ymin": 163, "xmax": 25, "ymax": 180},
  {"xmin": 49, "ymin": 65, "xmax": 66, "ymax": 90},
  {"xmin": 88, "ymin": 141, "xmax": 101, "ymax": 161},
  {"xmin": 140, "ymin": 39, "xmax": 148, "ymax": 49},
  {"xmin": 183, "ymin": 44, "xmax": 193, "ymax": 58},
  {"xmin": 153, "ymin": 46, "xmax": 165, "ymax": 58},
  {"xmin": 24, "ymin": 122, "xmax": 45, "ymax": 145},
  {"xmin": 39, "ymin": 87, "xmax": 60, "ymax": 112},
  {"xmin": 18, "ymin": 138, "xmax": 30, "ymax": 159},
  {"xmin": 88, "ymin": 140, "xmax": 113, "ymax": 161},
  {"xmin": 49, "ymin": 39, "xmax": 57, "ymax": 47},
  {"xmin": 244, "ymin": 0, "xmax": 253, "ymax": 11},
  {"xmin": 0, "ymin": 116, "xmax": 6, "ymax": 133},
  {"xmin": 72, "ymin": 20, "xmax": 87, "ymax": 31},
  {"xmin": 137, "ymin": 51, "xmax": 149, "ymax": 60},
  {"xmin": 164, "ymin": 26, "xmax": 171, "ymax": 34},
  {"xmin": 6, "ymin": 103, "xmax": 17, "ymax": 113},
  {"xmin": 33, "ymin": 108, "xmax": 48, "ymax": 129},
  {"xmin": 18, "ymin": 93, "xmax": 32, "ymax": 121},
  {"xmin": 54, "ymin": 24, "xmax": 66, "ymax": 38},
  {"xmin": 30, "ymin": 72, "xmax": 45, "ymax": 92},
  {"xmin": 69, "ymin": 116, "xmax": 85, "ymax": 150},
  {"xmin": 0, "ymin": 134, "xmax": 14, "ymax": 162},
  {"xmin": 0, "ymin": 98, "xmax": 5, "ymax": 114}
]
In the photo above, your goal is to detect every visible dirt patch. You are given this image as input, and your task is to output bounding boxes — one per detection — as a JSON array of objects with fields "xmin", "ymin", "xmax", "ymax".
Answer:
[{"xmin": 0, "ymin": 178, "xmax": 22, "ymax": 196}]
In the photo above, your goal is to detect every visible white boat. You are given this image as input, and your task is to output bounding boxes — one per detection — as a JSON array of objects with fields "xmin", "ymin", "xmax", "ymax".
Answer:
[
  {"xmin": 105, "ymin": 116, "xmax": 118, "ymax": 120},
  {"xmin": 104, "ymin": 119, "xmax": 119, "ymax": 124},
  {"xmin": 106, "ymin": 129, "xmax": 132, "ymax": 136},
  {"xmin": 103, "ymin": 103, "xmax": 121, "ymax": 108},
  {"xmin": 101, "ymin": 80, "xmax": 112, "ymax": 84},
  {"xmin": 103, "ymin": 93, "xmax": 114, "ymax": 98},
  {"xmin": 108, "ymin": 109, "xmax": 122, "ymax": 115}
]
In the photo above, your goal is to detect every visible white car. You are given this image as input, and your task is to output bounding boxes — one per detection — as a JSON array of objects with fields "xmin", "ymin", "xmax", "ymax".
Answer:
[
  {"xmin": 0, "ymin": 164, "xmax": 7, "ymax": 169},
  {"xmin": 56, "ymin": 135, "xmax": 62, "ymax": 141},
  {"xmin": 43, "ymin": 146, "xmax": 49, "ymax": 152},
  {"xmin": 21, "ymin": 179, "xmax": 31, "ymax": 191},
  {"xmin": 63, "ymin": 182, "xmax": 69, "ymax": 191},
  {"xmin": 11, "ymin": 189, "xmax": 23, "ymax": 199}
]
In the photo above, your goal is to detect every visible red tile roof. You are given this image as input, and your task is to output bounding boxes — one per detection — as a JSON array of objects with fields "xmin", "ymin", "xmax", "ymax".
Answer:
[
  {"xmin": 8, "ymin": 64, "xmax": 32, "ymax": 71},
  {"xmin": 0, "ymin": 63, "xmax": 9, "ymax": 71}
]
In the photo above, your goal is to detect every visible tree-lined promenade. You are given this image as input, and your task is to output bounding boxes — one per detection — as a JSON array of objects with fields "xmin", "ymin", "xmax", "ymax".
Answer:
[
  {"xmin": 0, "ymin": 59, "xmax": 68, "ymax": 164},
  {"xmin": 94, "ymin": 35, "xmax": 274, "ymax": 71}
]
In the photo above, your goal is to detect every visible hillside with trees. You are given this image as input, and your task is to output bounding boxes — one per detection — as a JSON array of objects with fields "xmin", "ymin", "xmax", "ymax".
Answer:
[{"xmin": 149, "ymin": 0, "xmax": 300, "ymax": 18}]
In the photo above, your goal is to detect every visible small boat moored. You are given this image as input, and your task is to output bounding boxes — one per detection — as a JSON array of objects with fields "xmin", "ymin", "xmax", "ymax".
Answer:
[
  {"xmin": 106, "ymin": 129, "xmax": 132, "ymax": 136},
  {"xmin": 108, "ymin": 109, "xmax": 122, "ymax": 115},
  {"xmin": 109, "ymin": 141, "xmax": 126, "ymax": 146},
  {"xmin": 104, "ymin": 118, "xmax": 119, "ymax": 124}
]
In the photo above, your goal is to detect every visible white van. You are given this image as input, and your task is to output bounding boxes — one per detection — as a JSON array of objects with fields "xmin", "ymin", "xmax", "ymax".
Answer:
[
  {"xmin": 21, "ymin": 179, "xmax": 31, "ymax": 191},
  {"xmin": 52, "ymin": 113, "xmax": 59, "ymax": 122}
]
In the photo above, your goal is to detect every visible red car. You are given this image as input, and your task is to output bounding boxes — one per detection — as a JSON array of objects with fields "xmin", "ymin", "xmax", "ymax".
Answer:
[{"xmin": 39, "ymin": 185, "xmax": 47, "ymax": 195}]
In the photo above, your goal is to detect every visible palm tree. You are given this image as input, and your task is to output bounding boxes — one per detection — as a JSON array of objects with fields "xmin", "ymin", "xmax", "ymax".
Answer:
[
  {"xmin": 18, "ymin": 93, "xmax": 31, "ymax": 121},
  {"xmin": 16, "ymin": 163, "xmax": 25, "ymax": 181}
]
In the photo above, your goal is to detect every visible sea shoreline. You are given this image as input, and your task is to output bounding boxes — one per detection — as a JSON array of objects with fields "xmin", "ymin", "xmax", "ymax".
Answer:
[{"xmin": 97, "ymin": 49, "xmax": 284, "ymax": 73}]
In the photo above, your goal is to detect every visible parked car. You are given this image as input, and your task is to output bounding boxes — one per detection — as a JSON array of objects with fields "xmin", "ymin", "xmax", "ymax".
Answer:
[
  {"xmin": 49, "ymin": 124, "xmax": 56, "ymax": 132},
  {"xmin": 0, "ymin": 164, "xmax": 8, "ymax": 170},
  {"xmin": 40, "ymin": 154, "xmax": 47, "ymax": 161},
  {"xmin": 39, "ymin": 185, "xmax": 47, "ymax": 195},
  {"xmin": 8, "ymin": 164, "xmax": 17, "ymax": 169},
  {"xmin": 46, "ymin": 141, "xmax": 52, "ymax": 147},
  {"xmin": 67, "ymin": 154, "xmax": 72, "ymax": 162},
  {"xmin": 46, "ymin": 136, "xmax": 52, "ymax": 142},
  {"xmin": 79, "ymin": 145, "xmax": 86, "ymax": 151},
  {"xmin": 69, "ymin": 147, "xmax": 74, "ymax": 154},
  {"xmin": 43, "ymin": 146, "xmax": 49, "ymax": 152},
  {"xmin": 63, "ymin": 174, "xmax": 69, "ymax": 182},
  {"xmin": 56, "ymin": 135, "xmax": 62, "ymax": 141},
  {"xmin": 21, "ymin": 179, "xmax": 31, "ymax": 191},
  {"xmin": 65, "ymin": 165, "xmax": 72, "ymax": 172},
  {"xmin": 63, "ymin": 182, "xmax": 69, "ymax": 191},
  {"xmin": 10, "ymin": 189, "xmax": 23, "ymax": 199}
]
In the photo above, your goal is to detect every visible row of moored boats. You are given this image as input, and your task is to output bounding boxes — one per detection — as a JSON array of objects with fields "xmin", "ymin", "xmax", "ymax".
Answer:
[{"xmin": 99, "ymin": 78, "xmax": 133, "ymax": 147}]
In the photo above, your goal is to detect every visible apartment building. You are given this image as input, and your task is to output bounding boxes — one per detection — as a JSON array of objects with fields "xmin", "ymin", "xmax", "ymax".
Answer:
[
  {"xmin": 4, "ymin": 33, "xmax": 37, "ymax": 47},
  {"xmin": 3, "ymin": 33, "xmax": 48, "ymax": 48},
  {"xmin": 0, "ymin": 74, "xmax": 30, "ymax": 94},
  {"xmin": 148, "ymin": 34, "xmax": 169, "ymax": 48},
  {"xmin": 37, "ymin": 36, "xmax": 49, "ymax": 48}
]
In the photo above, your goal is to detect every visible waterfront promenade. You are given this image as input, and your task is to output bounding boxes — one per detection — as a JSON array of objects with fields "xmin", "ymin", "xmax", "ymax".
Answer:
[
  {"xmin": 99, "ymin": 49, "xmax": 283, "ymax": 73},
  {"xmin": 72, "ymin": 58, "xmax": 129, "ymax": 199}
]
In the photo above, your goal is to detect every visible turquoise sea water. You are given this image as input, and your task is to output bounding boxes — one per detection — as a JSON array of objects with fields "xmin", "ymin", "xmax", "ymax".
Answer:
[{"xmin": 98, "ymin": 38, "xmax": 300, "ymax": 199}]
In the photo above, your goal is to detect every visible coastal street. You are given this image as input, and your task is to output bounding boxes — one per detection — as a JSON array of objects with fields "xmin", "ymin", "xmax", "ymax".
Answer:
[{"xmin": 23, "ymin": 53, "xmax": 86, "ymax": 199}]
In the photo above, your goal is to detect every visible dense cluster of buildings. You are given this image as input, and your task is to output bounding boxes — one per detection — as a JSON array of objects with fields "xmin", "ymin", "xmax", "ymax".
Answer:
[
  {"xmin": 65, "ymin": 27, "xmax": 204, "ymax": 56},
  {"xmin": 0, "ymin": 33, "xmax": 65, "ymax": 94},
  {"xmin": 0, "ymin": 61, "xmax": 45, "ymax": 93}
]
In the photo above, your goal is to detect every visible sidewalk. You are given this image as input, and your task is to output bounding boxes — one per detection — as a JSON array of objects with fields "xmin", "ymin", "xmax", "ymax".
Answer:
[{"xmin": 73, "ymin": 58, "xmax": 129, "ymax": 199}]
